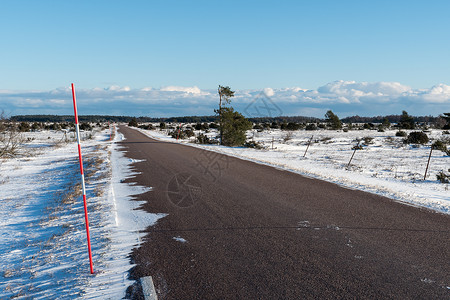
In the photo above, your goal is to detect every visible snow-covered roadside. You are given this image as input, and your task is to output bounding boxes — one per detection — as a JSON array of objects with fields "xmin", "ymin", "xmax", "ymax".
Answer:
[
  {"xmin": 84, "ymin": 129, "xmax": 167, "ymax": 298},
  {"xmin": 135, "ymin": 127, "xmax": 450, "ymax": 215},
  {"xmin": 0, "ymin": 127, "xmax": 165, "ymax": 299}
]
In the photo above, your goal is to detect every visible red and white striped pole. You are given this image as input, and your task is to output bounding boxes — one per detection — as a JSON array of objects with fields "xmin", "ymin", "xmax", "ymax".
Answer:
[{"xmin": 71, "ymin": 83, "xmax": 94, "ymax": 274}]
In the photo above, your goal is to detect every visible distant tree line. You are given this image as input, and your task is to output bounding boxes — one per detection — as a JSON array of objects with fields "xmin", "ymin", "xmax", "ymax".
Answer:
[
  {"xmin": 9, "ymin": 113, "xmax": 448, "ymax": 128},
  {"xmin": 10, "ymin": 115, "xmax": 133, "ymax": 123},
  {"xmin": 10, "ymin": 114, "xmax": 318, "ymax": 124},
  {"xmin": 341, "ymin": 114, "xmax": 441, "ymax": 124}
]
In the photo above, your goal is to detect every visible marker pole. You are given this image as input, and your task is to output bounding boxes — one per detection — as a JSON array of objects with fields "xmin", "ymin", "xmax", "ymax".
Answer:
[
  {"xmin": 109, "ymin": 121, "xmax": 111, "ymax": 141},
  {"xmin": 71, "ymin": 83, "xmax": 94, "ymax": 274}
]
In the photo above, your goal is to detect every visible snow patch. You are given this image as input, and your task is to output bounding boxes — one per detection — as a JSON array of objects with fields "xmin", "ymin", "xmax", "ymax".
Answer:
[{"xmin": 173, "ymin": 236, "xmax": 187, "ymax": 243}]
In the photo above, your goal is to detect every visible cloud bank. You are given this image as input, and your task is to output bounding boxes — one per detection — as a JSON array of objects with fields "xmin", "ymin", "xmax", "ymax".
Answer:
[{"xmin": 0, "ymin": 81, "xmax": 448, "ymax": 118}]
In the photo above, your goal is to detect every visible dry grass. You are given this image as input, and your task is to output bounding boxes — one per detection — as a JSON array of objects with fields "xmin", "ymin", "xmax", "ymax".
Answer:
[
  {"xmin": 0, "ymin": 130, "xmax": 26, "ymax": 159},
  {"xmin": 3, "ymin": 269, "xmax": 15, "ymax": 278},
  {"xmin": 93, "ymin": 186, "xmax": 105, "ymax": 197}
]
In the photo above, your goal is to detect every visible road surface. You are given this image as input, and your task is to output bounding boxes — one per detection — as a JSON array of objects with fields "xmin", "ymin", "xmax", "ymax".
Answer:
[{"xmin": 118, "ymin": 126, "xmax": 449, "ymax": 299}]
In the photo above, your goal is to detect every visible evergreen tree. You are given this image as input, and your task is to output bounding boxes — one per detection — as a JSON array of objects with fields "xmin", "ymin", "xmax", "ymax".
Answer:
[
  {"xmin": 217, "ymin": 85, "xmax": 235, "ymax": 145},
  {"xmin": 128, "ymin": 117, "xmax": 138, "ymax": 127},
  {"xmin": 325, "ymin": 110, "xmax": 342, "ymax": 130},
  {"xmin": 399, "ymin": 111, "xmax": 415, "ymax": 129},
  {"xmin": 442, "ymin": 113, "xmax": 450, "ymax": 129},
  {"xmin": 221, "ymin": 107, "xmax": 252, "ymax": 146}
]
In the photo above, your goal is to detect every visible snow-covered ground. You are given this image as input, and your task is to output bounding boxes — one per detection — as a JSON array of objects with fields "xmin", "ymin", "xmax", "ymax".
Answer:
[
  {"xmin": 0, "ymin": 127, "xmax": 165, "ymax": 299},
  {"xmin": 1, "ymin": 124, "xmax": 448, "ymax": 298},
  {"xmin": 136, "ymin": 126, "xmax": 450, "ymax": 214}
]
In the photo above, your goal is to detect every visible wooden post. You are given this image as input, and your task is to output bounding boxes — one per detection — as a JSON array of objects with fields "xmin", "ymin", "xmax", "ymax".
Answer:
[
  {"xmin": 347, "ymin": 141, "xmax": 360, "ymax": 168},
  {"xmin": 271, "ymin": 136, "xmax": 274, "ymax": 150},
  {"xmin": 303, "ymin": 135, "xmax": 314, "ymax": 157},
  {"xmin": 424, "ymin": 147, "xmax": 433, "ymax": 180}
]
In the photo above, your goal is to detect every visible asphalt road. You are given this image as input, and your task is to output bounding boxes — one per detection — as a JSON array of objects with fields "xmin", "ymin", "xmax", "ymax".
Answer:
[{"xmin": 119, "ymin": 126, "xmax": 450, "ymax": 300}]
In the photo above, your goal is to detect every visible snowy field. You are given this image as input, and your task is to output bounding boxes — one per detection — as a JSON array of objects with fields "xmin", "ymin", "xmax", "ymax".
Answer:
[
  {"xmin": 136, "ymin": 125, "xmax": 450, "ymax": 214},
  {"xmin": 0, "ymin": 127, "xmax": 165, "ymax": 299},
  {"xmin": 1, "ymin": 123, "xmax": 448, "ymax": 298}
]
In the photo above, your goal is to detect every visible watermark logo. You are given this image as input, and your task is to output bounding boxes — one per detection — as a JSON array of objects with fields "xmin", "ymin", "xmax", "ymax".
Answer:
[
  {"xmin": 244, "ymin": 92, "xmax": 282, "ymax": 118},
  {"xmin": 193, "ymin": 149, "xmax": 231, "ymax": 183},
  {"xmin": 166, "ymin": 173, "xmax": 202, "ymax": 208}
]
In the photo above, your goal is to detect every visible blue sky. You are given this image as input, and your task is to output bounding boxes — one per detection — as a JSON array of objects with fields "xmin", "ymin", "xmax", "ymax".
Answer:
[{"xmin": 1, "ymin": 0, "xmax": 449, "ymax": 117}]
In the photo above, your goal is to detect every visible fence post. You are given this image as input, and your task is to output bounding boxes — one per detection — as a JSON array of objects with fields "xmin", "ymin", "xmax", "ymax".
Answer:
[
  {"xmin": 424, "ymin": 147, "xmax": 433, "ymax": 180},
  {"xmin": 347, "ymin": 141, "xmax": 360, "ymax": 169},
  {"xmin": 303, "ymin": 135, "xmax": 314, "ymax": 157}
]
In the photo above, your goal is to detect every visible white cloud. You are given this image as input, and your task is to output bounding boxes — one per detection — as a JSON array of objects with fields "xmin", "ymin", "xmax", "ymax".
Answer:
[
  {"xmin": 263, "ymin": 87, "xmax": 275, "ymax": 97},
  {"xmin": 318, "ymin": 80, "xmax": 410, "ymax": 95},
  {"xmin": 105, "ymin": 85, "xmax": 131, "ymax": 92},
  {"xmin": 418, "ymin": 84, "xmax": 450, "ymax": 103},
  {"xmin": 160, "ymin": 86, "xmax": 203, "ymax": 94},
  {"xmin": 0, "ymin": 81, "xmax": 448, "ymax": 117}
]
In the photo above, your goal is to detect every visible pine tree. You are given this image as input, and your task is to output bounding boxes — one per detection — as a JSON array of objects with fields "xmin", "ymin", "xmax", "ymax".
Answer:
[
  {"xmin": 221, "ymin": 107, "xmax": 252, "ymax": 146},
  {"xmin": 442, "ymin": 113, "xmax": 450, "ymax": 129},
  {"xmin": 325, "ymin": 110, "xmax": 342, "ymax": 130},
  {"xmin": 217, "ymin": 85, "xmax": 235, "ymax": 145},
  {"xmin": 399, "ymin": 111, "xmax": 415, "ymax": 129}
]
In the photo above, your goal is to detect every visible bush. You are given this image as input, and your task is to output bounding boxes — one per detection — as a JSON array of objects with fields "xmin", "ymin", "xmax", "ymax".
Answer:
[
  {"xmin": 128, "ymin": 118, "xmax": 138, "ymax": 127},
  {"xmin": 79, "ymin": 122, "xmax": 93, "ymax": 131},
  {"xmin": 281, "ymin": 122, "xmax": 301, "ymax": 131},
  {"xmin": 253, "ymin": 123, "xmax": 264, "ymax": 130},
  {"xmin": 0, "ymin": 130, "xmax": 25, "ymax": 158},
  {"xmin": 363, "ymin": 137, "xmax": 374, "ymax": 145},
  {"xmin": 209, "ymin": 122, "xmax": 219, "ymax": 129},
  {"xmin": 436, "ymin": 169, "xmax": 450, "ymax": 183},
  {"xmin": 432, "ymin": 140, "xmax": 450, "ymax": 156},
  {"xmin": 270, "ymin": 122, "xmax": 280, "ymax": 129},
  {"xmin": 138, "ymin": 124, "xmax": 154, "ymax": 130},
  {"xmin": 18, "ymin": 122, "xmax": 30, "ymax": 132},
  {"xmin": 170, "ymin": 128, "xmax": 194, "ymax": 139},
  {"xmin": 404, "ymin": 131, "xmax": 429, "ymax": 144},
  {"xmin": 305, "ymin": 123, "xmax": 317, "ymax": 131},
  {"xmin": 352, "ymin": 144, "xmax": 363, "ymax": 150},
  {"xmin": 185, "ymin": 129, "xmax": 195, "ymax": 138},
  {"xmin": 159, "ymin": 122, "xmax": 166, "ymax": 129},
  {"xmin": 396, "ymin": 130, "xmax": 407, "ymax": 137},
  {"xmin": 194, "ymin": 122, "xmax": 209, "ymax": 131},
  {"xmin": 196, "ymin": 133, "xmax": 217, "ymax": 144},
  {"xmin": 31, "ymin": 122, "xmax": 41, "ymax": 131},
  {"xmin": 244, "ymin": 140, "xmax": 264, "ymax": 149},
  {"xmin": 282, "ymin": 132, "xmax": 293, "ymax": 143},
  {"xmin": 45, "ymin": 123, "xmax": 61, "ymax": 130}
]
